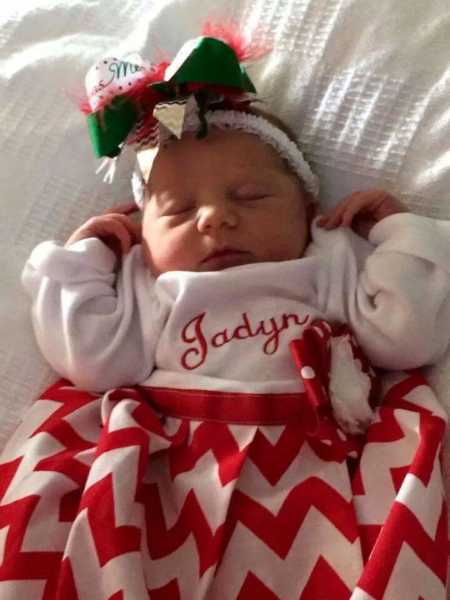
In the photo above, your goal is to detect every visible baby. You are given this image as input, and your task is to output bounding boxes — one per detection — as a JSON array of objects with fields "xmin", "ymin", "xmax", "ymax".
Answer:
[
  {"xmin": 22, "ymin": 115, "xmax": 449, "ymax": 394},
  {"xmin": 66, "ymin": 120, "xmax": 405, "ymax": 272},
  {"xmin": 22, "ymin": 32, "xmax": 450, "ymax": 398},
  {"xmin": 13, "ymin": 33, "xmax": 450, "ymax": 598}
]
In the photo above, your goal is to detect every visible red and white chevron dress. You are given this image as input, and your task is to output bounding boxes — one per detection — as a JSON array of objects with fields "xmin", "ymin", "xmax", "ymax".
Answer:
[{"xmin": 0, "ymin": 320, "xmax": 447, "ymax": 599}]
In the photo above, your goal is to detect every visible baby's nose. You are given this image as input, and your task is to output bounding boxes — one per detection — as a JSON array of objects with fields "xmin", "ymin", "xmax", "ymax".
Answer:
[{"xmin": 196, "ymin": 201, "xmax": 238, "ymax": 232}]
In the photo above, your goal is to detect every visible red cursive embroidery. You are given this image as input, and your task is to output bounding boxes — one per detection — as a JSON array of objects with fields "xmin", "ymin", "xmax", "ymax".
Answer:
[
  {"xmin": 181, "ymin": 312, "xmax": 208, "ymax": 370},
  {"xmin": 180, "ymin": 311, "xmax": 310, "ymax": 370}
]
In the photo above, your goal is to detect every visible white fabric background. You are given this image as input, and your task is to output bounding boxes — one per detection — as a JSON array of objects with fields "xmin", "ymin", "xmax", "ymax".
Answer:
[{"xmin": 0, "ymin": 0, "xmax": 449, "ymax": 530}]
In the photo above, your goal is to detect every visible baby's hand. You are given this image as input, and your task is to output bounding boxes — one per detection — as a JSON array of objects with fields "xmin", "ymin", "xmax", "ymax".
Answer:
[
  {"xmin": 65, "ymin": 201, "xmax": 142, "ymax": 256},
  {"xmin": 317, "ymin": 189, "xmax": 408, "ymax": 239}
]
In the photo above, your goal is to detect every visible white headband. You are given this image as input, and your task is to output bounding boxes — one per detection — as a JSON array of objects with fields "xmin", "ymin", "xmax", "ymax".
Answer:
[{"xmin": 132, "ymin": 109, "xmax": 319, "ymax": 210}]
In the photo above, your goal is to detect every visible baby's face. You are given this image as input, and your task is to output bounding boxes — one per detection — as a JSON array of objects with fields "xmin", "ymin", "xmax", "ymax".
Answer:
[{"xmin": 141, "ymin": 128, "xmax": 314, "ymax": 275}]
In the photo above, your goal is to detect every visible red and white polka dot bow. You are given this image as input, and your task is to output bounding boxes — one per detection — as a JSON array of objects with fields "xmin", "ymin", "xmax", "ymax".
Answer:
[{"xmin": 290, "ymin": 319, "xmax": 380, "ymax": 441}]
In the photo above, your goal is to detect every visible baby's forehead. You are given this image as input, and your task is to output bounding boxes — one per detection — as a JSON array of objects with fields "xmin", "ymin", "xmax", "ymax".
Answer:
[{"xmin": 157, "ymin": 127, "xmax": 288, "ymax": 172}]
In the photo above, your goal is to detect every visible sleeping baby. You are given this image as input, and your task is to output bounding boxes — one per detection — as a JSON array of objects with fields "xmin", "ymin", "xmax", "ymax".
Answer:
[
  {"xmin": 7, "ymin": 30, "xmax": 450, "ymax": 599},
  {"xmin": 22, "ymin": 113, "xmax": 450, "ymax": 394}
]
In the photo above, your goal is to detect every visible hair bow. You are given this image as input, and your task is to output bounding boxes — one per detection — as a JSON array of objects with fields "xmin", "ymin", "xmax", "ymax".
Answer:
[{"xmin": 83, "ymin": 35, "xmax": 262, "ymax": 160}]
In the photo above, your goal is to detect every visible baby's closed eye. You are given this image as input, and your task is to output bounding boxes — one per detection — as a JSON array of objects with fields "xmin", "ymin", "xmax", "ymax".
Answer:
[
  {"xmin": 229, "ymin": 183, "xmax": 273, "ymax": 201},
  {"xmin": 160, "ymin": 198, "xmax": 196, "ymax": 217}
]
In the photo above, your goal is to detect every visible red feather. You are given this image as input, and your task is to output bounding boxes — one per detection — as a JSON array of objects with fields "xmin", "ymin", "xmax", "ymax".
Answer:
[
  {"xmin": 78, "ymin": 97, "xmax": 93, "ymax": 115},
  {"xmin": 202, "ymin": 19, "xmax": 271, "ymax": 63}
]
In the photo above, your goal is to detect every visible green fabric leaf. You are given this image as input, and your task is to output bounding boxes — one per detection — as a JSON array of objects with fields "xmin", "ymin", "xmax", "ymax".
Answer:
[
  {"xmin": 87, "ymin": 96, "xmax": 138, "ymax": 158},
  {"xmin": 169, "ymin": 37, "xmax": 256, "ymax": 93}
]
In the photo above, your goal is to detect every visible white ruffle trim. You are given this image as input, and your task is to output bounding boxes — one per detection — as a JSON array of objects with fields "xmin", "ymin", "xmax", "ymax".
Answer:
[{"xmin": 328, "ymin": 335, "xmax": 375, "ymax": 434}]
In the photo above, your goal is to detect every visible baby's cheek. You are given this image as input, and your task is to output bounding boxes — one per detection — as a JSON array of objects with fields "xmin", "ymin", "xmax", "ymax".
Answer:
[
  {"xmin": 256, "ymin": 208, "xmax": 308, "ymax": 260},
  {"xmin": 141, "ymin": 219, "xmax": 171, "ymax": 274},
  {"xmin": 150, "ymin": 223, "xmax": 199, "ymax": 272}
]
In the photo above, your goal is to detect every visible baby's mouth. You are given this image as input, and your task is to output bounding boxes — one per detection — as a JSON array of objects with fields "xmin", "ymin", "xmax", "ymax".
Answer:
[{"xmin": 201, "ymin": 248, "xmax": 252, "ymax": 270}]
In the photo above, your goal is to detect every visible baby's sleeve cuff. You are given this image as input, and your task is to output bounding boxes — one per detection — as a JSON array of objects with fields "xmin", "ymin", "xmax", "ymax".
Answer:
[
  {"xmin": 26, "ymin": 238, "xmax": 117, "ymax": 282},
  {"xmin": 368, "ymin": 213, "xmax": 450, "ymax": 271}
]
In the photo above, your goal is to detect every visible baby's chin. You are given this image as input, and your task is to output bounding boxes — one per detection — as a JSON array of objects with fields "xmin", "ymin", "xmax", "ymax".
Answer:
[
  {"xmin": 144, "ymin": 248, "xmax": 307, "ymax": 275},
  {"xmin": 196, "ymin": 249, "xmax": 309, "ymax": 272}
]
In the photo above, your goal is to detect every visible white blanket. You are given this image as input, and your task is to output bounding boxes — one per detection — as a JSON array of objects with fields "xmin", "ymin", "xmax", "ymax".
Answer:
[{"xmin": 0, "ymin": 0, "xmax": 449, "ymax": 526}]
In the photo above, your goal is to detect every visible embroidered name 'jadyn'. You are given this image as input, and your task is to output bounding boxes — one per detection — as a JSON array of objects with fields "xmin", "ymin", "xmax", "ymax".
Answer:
[{"xmin": 181, "ymin": 311, "xmax": 310, "ymax": 370}]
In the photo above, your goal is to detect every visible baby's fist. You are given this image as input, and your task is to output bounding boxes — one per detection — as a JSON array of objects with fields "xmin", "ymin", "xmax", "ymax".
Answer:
[
  {"xmin": 65, "ymin": 202, "xmax": 142, "ymax": 257},
  {"xmin": 317, "ymin": 189, "xmax": 408, "ymax": 239}
]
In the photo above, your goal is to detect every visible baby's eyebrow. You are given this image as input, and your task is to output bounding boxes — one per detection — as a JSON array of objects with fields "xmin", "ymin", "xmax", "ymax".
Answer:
[
  {"xmin": 228, "ymin": 167, "xmax": 278, "ymax": 182},
  {"xmin": 230, "ymin": 181, "xmax": 273, "ymax": 194},
  {"xmin": 233, "ymin": 162, "xmax": 289, "ymax": 178}
]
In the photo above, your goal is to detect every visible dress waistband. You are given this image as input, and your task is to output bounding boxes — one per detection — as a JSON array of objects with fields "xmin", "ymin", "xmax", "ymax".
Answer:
[{"xmin": 141, "ymin": 386, "xmax": 316, "ymax": 426}]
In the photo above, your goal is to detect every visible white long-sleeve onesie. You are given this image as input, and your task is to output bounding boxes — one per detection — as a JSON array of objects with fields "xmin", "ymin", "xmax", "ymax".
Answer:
[{"xmin": 22, "ymin": 214, "xmax": 450, "ymax": 393}]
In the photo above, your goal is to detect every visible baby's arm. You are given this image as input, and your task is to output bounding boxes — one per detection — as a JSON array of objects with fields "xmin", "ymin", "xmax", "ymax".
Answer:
[
  {"xmin": 22, "ymin": 204, "xmax": 163, "ymax": 392},
  {"xmin": 317, "ymin": 190, "xmax": 450, "ymax": 369}
]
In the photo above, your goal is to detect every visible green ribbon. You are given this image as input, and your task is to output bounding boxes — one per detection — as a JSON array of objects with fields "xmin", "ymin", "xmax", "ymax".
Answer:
[
  {"xmin": 169, "ymin": 37, "xmax": 256, "ymax": 92},
  {"xmin": 87, "ymin": 96, "xmax": 138, "ymax": 158},
  {"xmin": 87, "ymin": 36, "xmax": 256, "ymax": 158}
]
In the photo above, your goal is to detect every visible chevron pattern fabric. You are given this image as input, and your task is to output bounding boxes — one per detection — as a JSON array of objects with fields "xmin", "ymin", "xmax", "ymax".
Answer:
[{"xmin": 0, "ymin": 321, "xmax": 447, "ymax": 599}]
